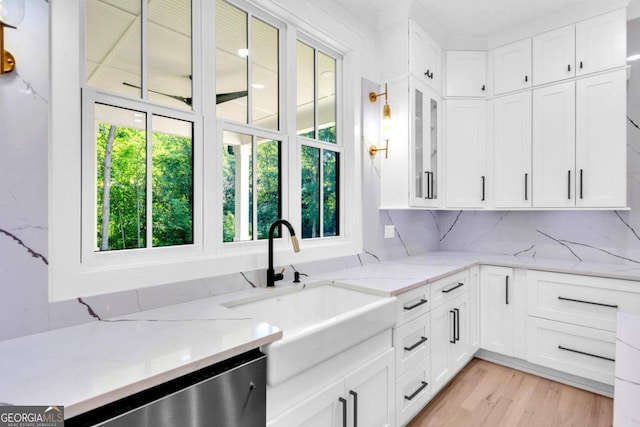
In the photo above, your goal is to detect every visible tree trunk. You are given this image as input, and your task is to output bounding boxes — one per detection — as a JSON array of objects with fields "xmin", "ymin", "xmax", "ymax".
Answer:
[{"xmin": 100, "ymin": 125, "xmax": 117, "ymax": 251}]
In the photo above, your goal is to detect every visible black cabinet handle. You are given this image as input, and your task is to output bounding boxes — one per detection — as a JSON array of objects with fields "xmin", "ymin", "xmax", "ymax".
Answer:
[
  {"xmin": 403, "ymin": 298, "xmax": 428, "ymax": 311},
  {"xmin": 580, "ymin": 169, "xmax": 583, "ymax": 199},
  {"xmin": 558, "ymin": 296, "xmax": 618, "ymax": 309},
  {"xmin": 568, "ymin": 64, "xmax": 571, "ymax": 72},
  {"xmin": 454, "ymin": 308, "xmax": 460, "ymax": 342},
  {"xmin": 339, "ymin": 397, "xmax": 347, "ymax": 427},
  {"xmin": 558, "ymin": 345, "xmax": 614, "ymax": 362},
  {"xmin": 579, "ymin": 61, "xmax": 583, "ymax": 69},
  {"xmin": 404, "ymin": 381, "xmax": 429, "ymax": 401},
  {"xmin": 349, "ymin": 390, "xmax": 358, "ymax": 427},
  {"xmin": 404, "ymin": 336, "xmax": 428, "ymax": 352},
  {"xmin": 430, "ymin": 171, "xmax": 435, "ymax": 200},
  {"xmin": 481, "ymin": 176, "xmax": 485, "ymax": 201},
  {"xmin": 481, "ymin": 85, "xmax": 486, "ymax": 91},
  {"xmin": 442, "ymin": 282, "xmax": 464, "ymax": 294},
  {"xmin": 424, "ymin": 171, "xmax": 429, "ymax": 199},
  {"xmin": 567, "ymin": 170, "xmax": 571, "ymax": 199},
  {"xmin": 449, "ymin": 310, "xmax": 456, "ymax": 344},
  {"xmin": 524, "ymin": 173, "xmax": 528, "ymax": 201},
  {"xmin": 525, "ymin": 75, "xmax": 528, "ymax": 82},
  {"xmin": 425, "ymin": 70, "xmax": 433, "ymax": 79},
  {"xmin": 505, "ymin": 276, "xmax": 509, "ymax": 305}
]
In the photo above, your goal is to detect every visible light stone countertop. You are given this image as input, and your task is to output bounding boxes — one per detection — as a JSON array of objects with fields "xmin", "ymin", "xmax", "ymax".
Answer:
[{"xmin": 2, "ymin": 250, "xmax": 640, "ymax": 419}]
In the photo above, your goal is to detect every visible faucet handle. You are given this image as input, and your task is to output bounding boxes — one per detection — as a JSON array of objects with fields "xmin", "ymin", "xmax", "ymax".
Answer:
[{"xmin": 274, "ymin": 267, "xmax": 285, "ymax": 282}]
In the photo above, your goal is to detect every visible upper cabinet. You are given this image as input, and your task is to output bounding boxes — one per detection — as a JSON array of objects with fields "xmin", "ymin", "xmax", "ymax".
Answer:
[
  {"xmin": 445, "ymin": 51, "xmax": 487, "ymax": 97},
  {"xmin": 493, "ymin": 39, "xmax": 532, "ymax": 95},
  {"xmin": 533, "ymin": 25, "xmax": 576, "ymax": 86},
  {"xmin": 410, "ymin": 20, "xmax": 443, "ymax": 93},
  {"xmin": 575, "ymin": 9, "xmax": 626, "ymax": 76}
]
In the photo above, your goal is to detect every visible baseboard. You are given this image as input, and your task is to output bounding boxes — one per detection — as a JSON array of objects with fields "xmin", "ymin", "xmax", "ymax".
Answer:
[{"xmin": 474, "ymin": 349, "xmax": 614, "ymax": 398}]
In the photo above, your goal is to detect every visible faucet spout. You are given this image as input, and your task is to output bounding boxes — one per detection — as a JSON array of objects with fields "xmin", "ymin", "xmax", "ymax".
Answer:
[{"xmin": 267, "ymin": 219, "xmax": 300, "ymax": 288}]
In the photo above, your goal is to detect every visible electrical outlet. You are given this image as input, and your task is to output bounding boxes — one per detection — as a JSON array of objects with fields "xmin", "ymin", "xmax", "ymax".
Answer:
[{"xmin": 384, "ymin": 225, "xmax": 395, "ymax": 239}]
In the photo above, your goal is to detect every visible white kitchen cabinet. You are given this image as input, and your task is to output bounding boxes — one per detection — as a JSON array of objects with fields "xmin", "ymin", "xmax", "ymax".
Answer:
[
  {"xmin": 410, "ymin": 78, "xmax": 442, "ymax": 207},
  {"xmin": 492, "ymin": 91, "xmax": 532, "ymax": 208},
  {"xmin": 493, "ymin": 38, "xmax": 532, "ymax": 95},
  {"xmin": 445, "ymin": 51, "xmax": 487, "ymax": 97},
  {"xmin": 268, "ymin": 349, "xmax": 395, "ymax": 427},
  {"xmin": 575, "ymin": 9, "xmax": 626, "ymax": 77},
  {"xmin": 532, "ymin": 81, "xmax": 576, "ymax": 208},
  {"xmin": 431, "ymin": 292, "xmax": 470, "ymax": 394},
  {"xmin": 396, "ymin": 358, "xmax": 430, "ymax": 427},
  {"xmin": 575, "ymin": 69, "xmax": 627, "ymax": 207},
  {"xmin": 410, "ymin": 20, "xmax": 442, "ymax": 93},
  {"xmin": 468, "ymin": 265, "xmax": 480, "ymax": 353},
  {"xmin": 533, "ymin": 25, "xmax": 575, "ymax": 86},
  {"xmin": 480, "ymin": 266, "xmax": 515, "ymax": 356},
  {"xmin": 445, "ymin": 100, "xmax": 487, "ymax": 208}
]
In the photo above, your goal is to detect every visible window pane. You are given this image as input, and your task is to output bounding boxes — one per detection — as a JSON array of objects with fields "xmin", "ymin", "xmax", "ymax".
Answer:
[
  {"xmin": 223, "ymin": 131, "xmax": 253, "ymax": 242},
  {"xmin": 297, "ymin": 41, "xmax": 315, "ymax": 137},
  {"xmin": 323, "ymin": 151, "xmax": 339, "ymax": 237},
  {"xmin": 301, "ymin": 146, "xmax": 320, "ymax": 239},
  {"xmin": 148, "ymin": 1, "xmax": 192, "ymax": 110},
  {"xmin": 256, "ymin": 139, "xmax": 281, "ymax": 239},
  {"xmin": 216, "ymin": 0, "xmax": 248, "ymax": 123},
  {"xmin": 86, "ymin": 0, "xmax": 141, "ymax": 97},
  {"xmin": 318, "ymin": 52, "xmax": 336, "ymax": 143},
  {"xmin": 95, "ymin": 104, "xmax": 147, "ymax": 251},
  {"xmin": 251, "ymin": 18, "xmax": 279, "ymax": 131},
  {"xmin": 152, "ymin": 116, "xmax": 193, "ymax": 247}
]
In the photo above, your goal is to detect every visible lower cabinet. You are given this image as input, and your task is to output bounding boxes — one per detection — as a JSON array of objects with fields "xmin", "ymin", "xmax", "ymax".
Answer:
[
  {"xmin": 431, "ymin": 292, "xmax": 470, "ymax": 394},
  {"xmin": 480, "ymin": 266, "xmax": 515, "ymax": 356},
  {"xmin": 268, "ymin": 348, "xmax": 395, "ymax": 427}
]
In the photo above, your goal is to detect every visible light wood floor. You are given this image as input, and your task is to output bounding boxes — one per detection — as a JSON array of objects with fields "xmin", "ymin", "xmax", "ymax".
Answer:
[{"xmin": 407, "ymin": 358, "xmax": 613, "ymax": 427}]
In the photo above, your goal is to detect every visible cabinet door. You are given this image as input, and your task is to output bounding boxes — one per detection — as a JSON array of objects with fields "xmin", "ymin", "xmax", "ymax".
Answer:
[
  {"xmin": 410, "ymin": 20, "xmax": 442, "ymax": 92},
  {"xmin": 575, "ymin": 8, "xmax": 626, "ymax": 76},
  {"xmin": 468, "ymin": 265, "xmax": 480, "ymax": 353},
  {"xmin": 449, "ymin": 292, "xmax": 470, "ymax": 372},
  {"xmin": 411, "ymin": 79, "xmax": 441, "ymax": 207},
  {"xmin": 533, "ymin": 25, "xmax": 575, "ymax": 85},
  {"xmin": 430, "ymin": 301, "xmax": 454, "ymax": 393},
  {"xmin": 532, "ymin": 81, "xmax": 576, "ymax": 207},
  {"xmin": 445, "ymin": 100, "xmax": 487, "ymax": 208},
  {"xmin": 493, "ymin": 38, "xmax": 532, "ymax": 95},
  {"xmin": 268, "ymin": 380, "xmax": 343, "ymax": 427},
  {"xmin": 445, "ymin": 51, "xmax": 487, "ymax": 97},
  {"xmin": 575, "ymin": 70, "xmax": 626, "ymax": 207},
  {"xmin": 493, "ymin": 91, "xmax": 532, "ymax": 208},
  {"xmin": 480, "ymin": 266, "xmax": 515, "ymax": 356},
  {"xmin": 344, "ymin": 348, "xmax": 395, "ymax": 427}
]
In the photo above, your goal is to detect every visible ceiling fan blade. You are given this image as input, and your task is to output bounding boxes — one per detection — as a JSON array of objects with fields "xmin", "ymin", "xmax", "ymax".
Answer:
[
  {"xmin": 122, "ymin": 82, "xmax": 192, "ymax": 106},
  {"xmin": 216, "ymin": 91, "xmax": 248, "ymax": 104}
]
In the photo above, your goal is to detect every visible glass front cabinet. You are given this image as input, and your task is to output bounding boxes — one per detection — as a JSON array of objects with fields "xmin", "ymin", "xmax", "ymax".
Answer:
[{"xmin": 410, "ymin": 78, "xmax": 442, "ymax": 208}]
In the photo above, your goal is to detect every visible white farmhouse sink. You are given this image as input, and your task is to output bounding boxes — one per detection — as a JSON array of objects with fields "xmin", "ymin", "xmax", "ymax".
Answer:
[{"xmin": 224, "ymin": 283, "xmax": 396, "ymax": 386}]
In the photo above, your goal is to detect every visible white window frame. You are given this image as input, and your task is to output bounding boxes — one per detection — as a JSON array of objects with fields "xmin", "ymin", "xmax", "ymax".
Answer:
[{"xmin": 49, "ymin": 0, "xmax": 362, "ymax": 301}]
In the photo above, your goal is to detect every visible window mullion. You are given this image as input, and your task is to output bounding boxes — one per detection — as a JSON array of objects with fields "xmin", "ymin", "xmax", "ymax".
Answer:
[
  {"xmin": 252, "ymin": 135, "xmax": 258, "ymax": 240},
  {"xmin": 319, "ymin": 148, "xmax": 324, "ymax": 238},
  {"xmin": 247, "ymin": 12, "xmax": 253, "ymax": 125},
  {"xmin": 314, "ymin": 48, "xmax": 319, "ymax": 140},
  {"xmin": 141, "ymin": 0, "xmax": 148, "ymax": 100}
]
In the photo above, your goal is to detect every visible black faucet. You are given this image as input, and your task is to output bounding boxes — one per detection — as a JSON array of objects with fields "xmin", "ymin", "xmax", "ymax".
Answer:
[{"xmin": 267, "ymin": 219, "xmax": 300, "ymax": 288}]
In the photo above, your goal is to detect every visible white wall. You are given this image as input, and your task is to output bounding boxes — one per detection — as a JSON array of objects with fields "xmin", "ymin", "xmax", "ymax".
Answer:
[{"xmin": 0, "ymin": 0, "xmax": 439, "ymax": 341}]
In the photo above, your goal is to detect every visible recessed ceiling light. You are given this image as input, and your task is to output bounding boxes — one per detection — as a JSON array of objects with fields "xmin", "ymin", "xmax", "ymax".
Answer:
[
  {"xmin": 627, "ymin": 54, "xmax": 640, "ymax": 62},
  {"xmin": 237, "ymin": 48, "xmax": 250, "ymax": 58},
  {"xmin": 252, "ymin": 83, "xmax": 265, "ymax": 89},
  {"xmin": 133, "ymin": 112, "xmax": 144, "ymax": 118}
]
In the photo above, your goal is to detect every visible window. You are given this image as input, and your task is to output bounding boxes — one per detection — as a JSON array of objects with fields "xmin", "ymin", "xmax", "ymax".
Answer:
[
  {"xmin": 49, "ymin": 0, "xmax": 361, "ymax": 300},
  {"xmin": 296, "ymin": 40, "xmax": 340, "ymax": 239}
]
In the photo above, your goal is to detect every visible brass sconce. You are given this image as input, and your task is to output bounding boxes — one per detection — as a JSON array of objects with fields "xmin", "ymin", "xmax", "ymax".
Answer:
[
  {"xmin": 0, "ymin": 0, "xmax": 25, "ymax": 74},
  {"xmin": 369, "ymin": 83, "xmax": 391, "ymax": 158}
]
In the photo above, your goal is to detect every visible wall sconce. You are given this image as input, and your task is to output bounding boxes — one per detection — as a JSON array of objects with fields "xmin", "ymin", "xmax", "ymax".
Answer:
[
  {"xmin": 0, "ymin": 0, "xmax": 25, "ymax": 74},
  {"xmin": 369, "ymin": 83, "xmax": 391, "ymax": 158}
]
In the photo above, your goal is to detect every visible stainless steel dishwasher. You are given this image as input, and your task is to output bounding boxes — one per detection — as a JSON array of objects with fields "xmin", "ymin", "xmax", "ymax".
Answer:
[{"xmin": 65, "ymin": 349, "xmax": 266, "ymax": 427}]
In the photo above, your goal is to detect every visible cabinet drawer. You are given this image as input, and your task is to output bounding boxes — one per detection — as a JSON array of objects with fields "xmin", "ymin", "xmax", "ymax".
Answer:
[
  {"xmin": 397, "ymin": 285, "xmax": 431, "ymax": 326},
  {"xmin": 527, "ymin": 271, "xmax": 640, "ymax": 331},
  {"xmin": 526, "ymin": 317, "xmax": 615, "ymax": 385},
  {"xmin": 394, "ymin": 314, "xmax": 430, "ymax": 377},
  {"xmin": 396, "ymin": 358, "xmax": 431, "ymax": 427},
  {"xmin": 430, "ymin": 270, "xmax": 469, "ymax": 309}
]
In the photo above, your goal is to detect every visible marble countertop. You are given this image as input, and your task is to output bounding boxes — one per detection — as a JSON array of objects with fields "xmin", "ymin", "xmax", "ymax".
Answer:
[{"xmin": 2, "ymin": 250, "xmax": 640, "ymax": 419}]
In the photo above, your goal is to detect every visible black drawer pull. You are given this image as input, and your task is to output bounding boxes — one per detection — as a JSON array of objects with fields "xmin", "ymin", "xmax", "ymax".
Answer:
[
  {"xmin": 404, "ymin": 336, "xmax": 428, "ymax": 352},
  {"xmin": 339, "ymin": 397, "xmax": 347, "ymax": 427},
  {"xmin": 558, "ymin": 345, "xmax": 615, "ymax": 362},
  {"xmin": 403, "ymin": 298, "xmax": 428, "ymax": 311},
  {"xmin": 454, "ymin": 308, "xmax": 460, "ymax": 342},
  {"xmin": 450, "ymin": 310, "xmax": 456, "ymax": 344},
  {"xmin": 404, "ymin": 381, "xmax": 429, "ymax": 401},
  {"xmin": 505, "ymin": 276, "xmax": 509, "ymax": 305},
  {"xmin": 442, "ymin": 282, "xmax": 464, "ymax": 294},
  {"xmin": 349, "ymin": 390, "xmax": 358, "ymax": 427},
  {"xmin": 557, "ymin": 296, "xmax": 618, "ymax": 309}
]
